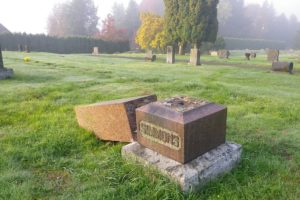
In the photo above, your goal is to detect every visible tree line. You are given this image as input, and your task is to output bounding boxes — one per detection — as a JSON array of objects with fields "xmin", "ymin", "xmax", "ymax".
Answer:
[
  {"xmin": 135, "ymin": 0, "xmax": 300, "ymax": 50},
  {"xmin": 0, "ymin": 33, "xmax": 129, "ymax": 54}
]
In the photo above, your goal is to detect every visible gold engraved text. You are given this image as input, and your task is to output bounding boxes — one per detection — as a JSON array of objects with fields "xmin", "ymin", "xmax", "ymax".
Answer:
[{"xmin": 139, "ymin": 121, "xmax": 181, "ymax": 150}]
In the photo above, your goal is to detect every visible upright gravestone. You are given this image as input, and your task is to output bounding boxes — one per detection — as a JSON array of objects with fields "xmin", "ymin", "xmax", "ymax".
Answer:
[
  {"xmin": 24, "ymin": 45, "xmax": 30, "ymax": 53},
  {"xmin": 218, "ymin": 50, "xmax": 230, "ymax": 59},
  {"xmin": 166, "ymin": 46, "xmax": 175, "ymax": 64},
  {"xmin": 145, "ymin": 50, "xmax": 156, "ymax": 62},
  {"xmin": 251, "ymin": 52, "xmax": 257, "ymax": 58},
  {"xmin": 245, "ymin": 53, "xmax": 251, "ymax": 60},
  {"xmin": 267, "ymin": 49, "xmax": 279, "ymax": 62},
  {"xmin": 18, "ymin": 44, "xmax": 23, "ymax": 52},
  {"xmin": 122, "ymin": 96, "xmax": 242, "ymax": 191},
  {"xmin": 210, "ymin": 51, "xmax": 218, "ymax": 57},
  {"xmin": 0, "ymin": 46, "xmax": 14, "ymax": 80},
  {"xmin": 190, "ymin": 48, "xmax": 201, "ymax": 66},
  {"xmin": 92, "ymin": 47, "xmax": 99, "ymax": 55}
]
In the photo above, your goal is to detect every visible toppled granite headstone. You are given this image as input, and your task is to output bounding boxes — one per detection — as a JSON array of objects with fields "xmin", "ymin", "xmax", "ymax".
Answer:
[{"xmin": 75, "ymin": 95, "xmax": 157, "ymax": 142}]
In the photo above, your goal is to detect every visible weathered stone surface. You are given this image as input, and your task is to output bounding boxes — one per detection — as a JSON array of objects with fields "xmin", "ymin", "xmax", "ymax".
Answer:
[
  {"xmin": 190, "ymin": 48, "xmax": 201, "ymax": 66},
  {"xmin": 0, "ymin": 68, "xmax": 14, "ymax": 80},
  {"xmin": 145, "ymin": 50, "xmax": 156, "ymax": 62},
  {"xmin": 0, "ymin": 46, "xmax": 14, "ymax": 80},
  {"xmin": 122, "ymin": 142, "xmax": 242, "ymax": 192},
  {"xmin": 18, "ymin": 44, "xmax": 23, "ymax": 52},
  {"xmin": 210, "ymin": 51, "xmax": 218, "ymax": 57},
  {"xmin": 251, "ymin": 52, "xmax": 256, "ymax": 58},
  {"xmin": 272, "ymin": 61, "xmax": 293, "ymax": 74},
  {"xmin": 24, "ymin": 45, "xmax": 30, "ymax": 53},
  {"xmin": 267, "ymin": 49, "xmax": 279, "ymax": 62},
  {"xmin": 136, "ymin": 96, "xmax": 227, "ymax": 164},
  {"xmin": 218, "ymin": 50, "xmax": 230, "ymax": 59},
  {"xmin": 245, "ymin": 53, "xmax": 251, "ymax": 60},
  {"xmin": 75, "ymin": 95, "xmax": 157, "ymax": 142},
  {"xmin": 92, "ymin": 47, "xmax": 99, "ymax": 55},
  {"xmin": 166, "ymin": 46, "xmax": 175, "ymax": 64}
]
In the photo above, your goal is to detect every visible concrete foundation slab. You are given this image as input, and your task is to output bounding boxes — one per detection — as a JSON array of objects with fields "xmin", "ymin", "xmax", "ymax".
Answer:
[{"xmin": 122, "ymin": 142, "xmax": 242, "ymax": 192}]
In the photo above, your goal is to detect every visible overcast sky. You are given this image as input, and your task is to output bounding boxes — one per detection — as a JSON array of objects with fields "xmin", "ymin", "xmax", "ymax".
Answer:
[{"xmin": 0, "ymin": 0, "xmax": 299, "ymax": 34}]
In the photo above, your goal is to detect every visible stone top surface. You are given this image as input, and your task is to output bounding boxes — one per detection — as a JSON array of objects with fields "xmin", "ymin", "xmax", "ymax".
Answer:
[
  {"xmin": 82, "ymin": 95, "xmax": 156, "ymax": 107},
  {"xmin": 155, "ymin": 96, "xmax": 209, "ymax": 113}
]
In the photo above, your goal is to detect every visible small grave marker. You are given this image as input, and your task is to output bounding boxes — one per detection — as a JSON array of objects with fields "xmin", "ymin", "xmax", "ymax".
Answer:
[
  {"xmin": 166, "ymin": 46, "xmax": 175, "ymax": 64},
  {"xmin": 218, "ymin": 50, "xmax": 230, "ymax": 59},
  {"xmin": 267, "ymin": 49, "xmax": 279, "ymax": 62},
  {"xmin": 190, "ymin": 48, "xmax": 201, "ymax": 66},
  {"xmin": 0, "ymin": 46, "xmax": 14, "ymax": 80}
]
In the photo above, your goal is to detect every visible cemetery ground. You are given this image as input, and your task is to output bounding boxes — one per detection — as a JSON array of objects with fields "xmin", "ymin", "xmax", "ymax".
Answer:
[{"xmin": 0, "ymin": 51, "xmax": 300, "ymax": 199}]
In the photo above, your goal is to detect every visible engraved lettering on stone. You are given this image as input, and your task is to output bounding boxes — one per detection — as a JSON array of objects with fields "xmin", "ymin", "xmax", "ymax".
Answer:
[{"xmin": 140, "ymin": 121, "xmax": 181, "ymax": 150}]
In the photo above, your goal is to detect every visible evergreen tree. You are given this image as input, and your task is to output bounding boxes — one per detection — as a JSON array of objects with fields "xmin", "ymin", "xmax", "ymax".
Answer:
[
  {"xmin": 47, "ymin": 0, "xmax": 99, "ymax": 37},
  {"xmin": 125, "ymin": 0, "xmax": 141, "ymax": 48},
  {"xmin": 139, "ymin": 0, "xmax": 165, "ymax": 16},
  {"xmin": 111, "ymin": 2, "xmax": 127, "ymax": 30},
  {"xmin": 189, "ymin": 0, "xmax": 219, "ymax": 48},
  {"xmin": 164, "ymin": 0, "xmax": 180, "ymax": 45},
  {"xmin": 164, "ymin": 0, "xmax": 219, "ymax": 49}
]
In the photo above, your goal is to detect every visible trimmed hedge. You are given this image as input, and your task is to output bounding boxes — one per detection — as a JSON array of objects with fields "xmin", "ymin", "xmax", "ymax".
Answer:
[
  {"xmin": 0, "ymin": 33, "xmax": 129, "ymax": 54},
  {"xmin": 224, "ymin": 37, "xmax": 286, "ymax": 50}
]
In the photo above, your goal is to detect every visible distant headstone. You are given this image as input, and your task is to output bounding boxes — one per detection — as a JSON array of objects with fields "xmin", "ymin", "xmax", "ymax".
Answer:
[
  {"xmin": 166, "ymin": 46, "xmax": 175, "ymax": 64},
  {"xmin": 24, "ymin": 45, "xmax": 30, "ymax": 53},
  {"xmin": 145, "ymin": 50, "xmax": 156, "ymax": 62},
  {"xmin": 18, "ymin": 44, "xmax": 23, "ymax": 52},
  {"xmin": 190, "ymin": 48, "xmax": 201, "ymax": 66},
  {"xmin": 75, "ymin": 95, "xmax": 157, "ymax": 142},
  {"xmin": 210, "ymin": 51, "xmax": 218, "ymax": 57},
  {"xmin": 245, "ymin": 53, "xmax": 251, "ymax": 60},
  {"xmin": 251, "ymin": 52, "xmax": 257, "ymax": 58},
  {"xmin": 218, "ymin": 50, "xmax": 230, "ymax": 59},
  {"xmin": 267, "ymin": 49, "xmax": 279, "ymax": 62},
  {"xmin": 0, "ymin": 46, "xmax": 14, "ymax": 80},
  {"xmin": 92, "ymin": 47, "xmax": 99, "ymax": 55},
  {"xmin": 272, "ymin": 61, "xmax": 293, "ymax": 74}
]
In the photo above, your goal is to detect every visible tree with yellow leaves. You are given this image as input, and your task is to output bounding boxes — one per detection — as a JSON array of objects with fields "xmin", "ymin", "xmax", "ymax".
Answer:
[{"xmin": 135, "ymin": 13, "xmax": 166, "ymax": 50}]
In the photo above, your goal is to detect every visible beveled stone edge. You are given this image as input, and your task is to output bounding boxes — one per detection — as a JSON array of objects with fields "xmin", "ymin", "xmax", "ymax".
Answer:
[{"xmin": 122, "ymin": 142, "xmax": 242, "ymax": 192}]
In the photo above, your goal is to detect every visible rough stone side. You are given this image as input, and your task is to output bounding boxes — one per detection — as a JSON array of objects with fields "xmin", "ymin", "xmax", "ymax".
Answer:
[
  {"xmin": 218, "ymin": 50, "xmax": 230, "ymax": 59},
  {"xmin": 267, "ymin": 49, "xmax": 279, "ymax": 62},
  {"xmin": 75, "ymin": 95, "xmax": 157, "ymax": 142},
  {"xmin": 190, "ymin": 48, "xmax": 201, "ymax": 66},
  {"xmin": 166, "ymin": 46, "xmax": 175, "ymax": 64},
  {"xmin": 122, "ymin": 142, "xmax": 242, "ymax": 192},
  {"xmin": 0, "ymin": 46, "xmax": 14, "ymax": 80},
  {"xmin": 0, "ymin": 68, "xmax": 14, "ymax": 80}
]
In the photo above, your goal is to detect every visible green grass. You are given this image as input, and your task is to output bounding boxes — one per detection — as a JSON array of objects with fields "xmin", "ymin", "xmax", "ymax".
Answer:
[{"xmin": 1, "ymin": 51, "xmax": 300, "ymax": 199}]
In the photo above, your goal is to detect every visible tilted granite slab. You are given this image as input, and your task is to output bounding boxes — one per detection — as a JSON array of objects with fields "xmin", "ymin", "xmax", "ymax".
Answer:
[{"xmin": 75, "ymin": 95, "xmax": 157, "ymax": 142}]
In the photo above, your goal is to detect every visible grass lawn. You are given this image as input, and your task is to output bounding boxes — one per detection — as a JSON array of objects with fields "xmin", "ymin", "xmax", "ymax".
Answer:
[{"xmin": 0, "ymin": 51, "xmax": 300, "ymax": 199}]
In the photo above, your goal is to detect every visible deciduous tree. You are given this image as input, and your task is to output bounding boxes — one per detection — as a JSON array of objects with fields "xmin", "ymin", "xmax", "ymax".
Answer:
[
  {"xmin": 98, "ymin": 14, "xmax": 127, "ymax": 42},
  {"xmin": 135, "ymin": 13, "xmax": 166, "ymax": 50}
]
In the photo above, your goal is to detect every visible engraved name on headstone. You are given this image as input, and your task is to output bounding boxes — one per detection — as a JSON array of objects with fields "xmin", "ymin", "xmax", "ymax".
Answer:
[{"xmin": 136, "ymin": 96, "xmax": 227, "ymax": 164}]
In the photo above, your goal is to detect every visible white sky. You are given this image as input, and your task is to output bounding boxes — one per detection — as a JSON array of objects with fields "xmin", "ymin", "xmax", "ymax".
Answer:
[{"xmin": 0, "ymin": 0, "xmax": 299, "ymax": 34}]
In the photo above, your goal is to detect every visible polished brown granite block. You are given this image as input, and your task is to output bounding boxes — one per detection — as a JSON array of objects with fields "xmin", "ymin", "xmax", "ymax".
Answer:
[
  {"xmin": 75, "ymin": 95, "xmax": 157, "ymax": 142},
  {"xmin": 136, "ymin": 97, "xmax": 227, "ymax": 164}
]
